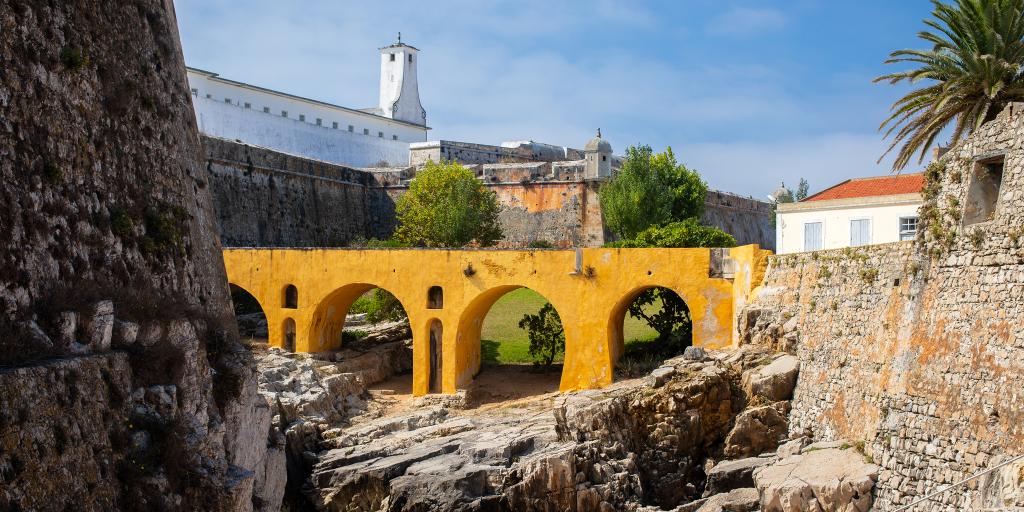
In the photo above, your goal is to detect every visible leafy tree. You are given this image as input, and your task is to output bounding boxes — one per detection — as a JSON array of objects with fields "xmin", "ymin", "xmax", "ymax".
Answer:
[
  {"xmin": 518, "ymin": 302, "xmax": 565, "ymax": 368},
  {"xmin": 796, "ymin": 178, "xmax": 810, "ymax": 201},
  {"xmin": 605, "ymin": 219, "xmax": 736, "ymax": 249},
  {"xmin": 394, "ymin": 160, "xmax": 502, "ymax": 247},
  {"xmin": 876, "ymin": 0, "xmax": 1024, "ymax": 170},
  {"xmin": 599, "ymin": 146, "xmax": 707, "ymax": 239}
]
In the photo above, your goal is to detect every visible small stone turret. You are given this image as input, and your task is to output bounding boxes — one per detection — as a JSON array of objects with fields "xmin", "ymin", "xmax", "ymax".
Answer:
[
  {"xmin": 585, "ymin": 128, "xmax": 612, "ymax": 179},
  {"xmin": 770, "ymin": 182, "xmax": 794, "ymax": 203}
]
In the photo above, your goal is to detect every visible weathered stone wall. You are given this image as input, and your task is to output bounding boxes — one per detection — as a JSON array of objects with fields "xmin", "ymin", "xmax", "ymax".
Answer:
[
  {"xmin": 738, "ymin": 104, "xmax": 1024, "ymax": 511},
  {"xmin": 206, "ymin": 139, "xmax": 773, "ymax": 250},
  {"xmin": 203, "ymin": 136, "xmax": 397, "ymax": 247},
  {"xmin": 0, "ymin": 2, "xmax": 279, "ymax": 510},
  {"xmin": 703, "ymin": 190, "xmax": 775, "ymax": 251},
  {"xmin": 409, "ymin": 139, "xmax": 583, "ymax": 167}
]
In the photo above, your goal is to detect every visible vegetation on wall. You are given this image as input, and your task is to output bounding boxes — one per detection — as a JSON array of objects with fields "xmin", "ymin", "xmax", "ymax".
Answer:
[
  {"xmin": 349, "ymin": 289, "xmax": 407, "ymax": 324},
  {"xmin": 876, "ymin": 0, "xmax": 1024, "ymax": 170},
  {"xmin": 393, "ymin": 160, "xmax": 502, "ymax": 248}
]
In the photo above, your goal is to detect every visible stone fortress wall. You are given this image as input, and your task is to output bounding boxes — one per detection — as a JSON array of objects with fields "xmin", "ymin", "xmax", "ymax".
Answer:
[
  {"xmin": 739, "ymin": 104, "xmax": 1024, "ymax": 509},
  {"xmin": 0, "ymin": 2, "xmax": 279, "ymax": 510},
  {"xmin": 205, "ymin": 136, "xmax": 774, "ymax": 249}
]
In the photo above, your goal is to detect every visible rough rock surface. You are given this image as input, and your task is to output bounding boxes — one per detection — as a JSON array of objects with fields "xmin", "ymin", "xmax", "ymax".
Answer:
[
  {"xmin": 723, "ymin": 403, "xmax": 790, "ymax": 458},
  {"xmin": 704, "ymin": 457, "xmax": 773, "ymax": 496},
  {"xmin": 753, "ymin": 442, "xmax": 879, "ymax": 512},
  {"xmin": 254, "ymin": 337, "xmax": 413, "ymax": 509},
  {"xmin": 741, "ymin": 355, "xmax": 799, "ymax": 402},
  {"xmin": 292, "ymin": 349, "xmax": 791, "ymax": 512},
  {"xmin": 0, "ymin": 1, "xmax": 280, "ymax": 509}
]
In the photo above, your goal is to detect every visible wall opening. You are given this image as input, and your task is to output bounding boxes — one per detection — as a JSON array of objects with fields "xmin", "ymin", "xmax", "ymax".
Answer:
[
  {"xmin": 283, "ymin": 284, "xmax": 298, "ymax": 309},
  {"xmin": 283, "ymin": 318, "xmax": 296, "ymax": 352},
  {"xmin": 459, "ymin": 287, "xmax": 564, "ymax": 405},
  {"xmin": 609, "ymin": 286, "xmax": 690, "ymax": 379},
  {"xmin": 229, "ymin": 284, "xmax": 267, "ymax": 344},
  {"xmin": 427, "ymin": 286, "xmax": 443, "ymax": 309},
  {"xmin": 964, "ymin": 155, "xmax": 1005, "ymax": 225},
  {"xmin": 429, "ymin": 319, "xmax": 443, "ymax": 393}
]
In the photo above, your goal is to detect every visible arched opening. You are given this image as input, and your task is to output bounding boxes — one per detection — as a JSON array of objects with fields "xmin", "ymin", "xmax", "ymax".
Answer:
[
  {"xmin": 609, "ymin": 286, "xmax": 691, "ymax": 379},
  {"xmin": 458, "ymin": 286, "xmax": 564, "ymax": 405},
  {"xmin": 308, "ymin": 283, "xmax": 414, "ymax": 409},
  {"xmin": 309, "ymin": 284, "xmax": 410, "ymax": 351},
  {"xmin": 428, "ymin": 319, "xmax": 443, "ymax": 393},
  {"xmin": 229, "ymin": 284, "xmax": 267, "ymax": 345},
  {"xmin": 283, "ymin": 284, "xmax": 298, "ymax": 309},
  {"xmin": 282, "ymin": 318, "xmax": 296, "ymax": 352}
]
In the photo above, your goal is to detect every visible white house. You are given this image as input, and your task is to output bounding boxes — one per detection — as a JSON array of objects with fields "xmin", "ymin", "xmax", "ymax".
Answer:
[
  {"xmin": 775, "ymin": 173, "xmax": 924, "ymax": 254},
  {"xmin": 186, "ymin": 37, "xmax": 429, "ymax": 168}
]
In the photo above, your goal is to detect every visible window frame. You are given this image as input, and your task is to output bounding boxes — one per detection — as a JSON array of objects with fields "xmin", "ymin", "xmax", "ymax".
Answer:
[
  {"xmin": 899, "ymin": 216, "xmax": 919, "ymax": 241},
  {"xmin": 849, "ymin": 217, "xmax": 872, "ymax": 247},
  {"xmin": 803, "ymin": 221, "xmax": 824, "ymax": 252}
]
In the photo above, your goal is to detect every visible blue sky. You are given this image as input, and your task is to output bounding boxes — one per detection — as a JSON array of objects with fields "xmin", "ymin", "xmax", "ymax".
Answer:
[{"xmin": 174, "ymin": 0, "xmax": 935, "ymax": 198}]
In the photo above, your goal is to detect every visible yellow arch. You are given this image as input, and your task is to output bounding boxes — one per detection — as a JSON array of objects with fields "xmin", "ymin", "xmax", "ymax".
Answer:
[{"xmin": 222, "ymin": 246, "xmax": 772, "ymax": 396}]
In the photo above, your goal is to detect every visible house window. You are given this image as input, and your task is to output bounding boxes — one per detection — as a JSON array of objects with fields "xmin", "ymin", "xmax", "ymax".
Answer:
[
  {"xmin": 899, "ymin": 216, "xmax": 919, "ymax": 241},
  {"xmin": 332, "ymin": 122, "xmax": 339, "ymax": 129},
  {"xmin": 315, "ymin": 118, "xmax": 322, "ymax": 126},
  {"xmin": 244, "ymin": 102, "xmax": 251, "ymax": 109},
  {"xmin": 804, "ymin": 222, "xmax": 823, "ymax": 251},
  {"xmin": 963, "ymin": 155, "xmax": 1005, "ymax": 225},
  {"xmin": 378, "ymin": 131, "xmax": 384, "ymax": 138},
  {"xmin": 850, "ymin": 219, "xmax": 871, "ymax": 247},
  {"xmin": 393, "ymin": 135, "xmax": 398, "ymax": 140},
  {"xmin": 348, "ymin": 125, "xmax": 354, "ymax": 132},
  {"xmin": 224, "ymin": 98, "xmax": 232, "ymax": 104},
  {"xmin": 390, "ymin": 53, "xmax": 396, "ymax": 62},
  {"xmin": 281, "ymin": 110, "xmax": 288, "ymax": 117},
  {"xmin": 190, "ymin": 88, "xmax": 198, "ymax": 97},
  {"xmin": 363, "ymin": 128, "xmax": 369, "ymax": 135},
  {"xmin": 205, "ymin": 93, "xmax": 212, "ymax": 99},
  {"xmin": 263, "ymin": 106, "xmax": 270, "ymax": 113},
  {"xmin": 409, "ymin": 54, "xmax": 413, "ymax": 63},
  {"xmin": 299, "ymin": 114, "xmax": 306, "ymax": 122}
]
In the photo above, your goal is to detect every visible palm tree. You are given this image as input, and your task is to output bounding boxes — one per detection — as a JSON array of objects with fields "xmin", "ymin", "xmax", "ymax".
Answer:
[{"xmin": 876, "ymin": 0, "xmax": 1024, "ymax": 171}]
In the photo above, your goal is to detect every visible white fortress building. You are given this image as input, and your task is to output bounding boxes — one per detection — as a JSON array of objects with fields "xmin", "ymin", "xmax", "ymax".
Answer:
[{"xmin": 186, "ymin": 35, "xmax": 429, "ymax": 168}]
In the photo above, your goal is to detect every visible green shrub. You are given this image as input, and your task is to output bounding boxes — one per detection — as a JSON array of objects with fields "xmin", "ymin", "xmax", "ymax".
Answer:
[
  {"xmin": 528, "ymin": 240, "xmax": 554, "ymax": 249},
  {"xmin": 518, "ymin": 302, "xmax": 565, "ymax": 368},
  {"xmin": 352, "ymin": 289, "xmax": 406, "ymax": 324}
]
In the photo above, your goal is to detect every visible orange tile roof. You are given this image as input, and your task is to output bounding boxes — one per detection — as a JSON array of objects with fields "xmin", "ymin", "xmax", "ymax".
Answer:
[{"xmin": 803, "ymin": 173, "xmax": 924, "ymax": 202}]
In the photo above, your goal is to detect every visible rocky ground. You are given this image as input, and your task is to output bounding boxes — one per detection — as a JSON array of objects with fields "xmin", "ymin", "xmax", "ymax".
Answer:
[{"xmin": 253, "ymin": 319, "xmax": 878, "ymax": 512}]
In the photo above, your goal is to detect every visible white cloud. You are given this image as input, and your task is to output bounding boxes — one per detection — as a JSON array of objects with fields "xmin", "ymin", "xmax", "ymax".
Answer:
[{"xmin": 706, "ymin": 7, "xmax": 788, "ymax": 36}]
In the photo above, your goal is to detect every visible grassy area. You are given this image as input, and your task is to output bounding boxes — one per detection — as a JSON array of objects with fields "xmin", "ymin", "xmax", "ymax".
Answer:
[{"xmin": 480, "ymin": 288, "xmax": 659, "ymax": 364}]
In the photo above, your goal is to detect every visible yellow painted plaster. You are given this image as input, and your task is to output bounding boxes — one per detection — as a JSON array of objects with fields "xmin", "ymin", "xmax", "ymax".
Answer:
[{"xmin": 223, "ymin": 245, "xmax": 771, "ymax": 396}]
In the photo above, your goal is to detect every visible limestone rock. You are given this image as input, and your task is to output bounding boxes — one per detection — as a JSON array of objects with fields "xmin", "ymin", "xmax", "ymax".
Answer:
[
  {"xmin": 695, "ymin": 487, "xmax": 761, "ymax": 512},
  {"xmin": 741, "ymin": 355, "xmax": 799, "ymax": 402},
  {"xmin": 753, "ymin": 446, "xmax": 879, "ymax": 512},
  {"xmin": 980, "ymin": 455, "xmax": 1024, "ymax": 509},
  {"xmin": 705, "ymin": 456, "xmax": 773, "ymax": 496},
  {"xmin": 86, "ymin": 300, "xmax": 115, "ymax": 351},
  {"xmin": 723, "ymin": 404, "xmax": 789, "ymax": 458}
]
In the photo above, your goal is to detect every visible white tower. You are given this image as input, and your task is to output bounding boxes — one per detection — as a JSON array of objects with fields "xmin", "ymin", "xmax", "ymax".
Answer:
[{"xmin": 378, "ymin": 33, "xmax": 427, "ymax": 126}]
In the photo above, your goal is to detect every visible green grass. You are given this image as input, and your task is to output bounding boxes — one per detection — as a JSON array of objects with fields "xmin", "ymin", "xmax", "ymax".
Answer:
[{"xmin": 480, "ymin": 288, "xmax": 659, "ymax": 364}]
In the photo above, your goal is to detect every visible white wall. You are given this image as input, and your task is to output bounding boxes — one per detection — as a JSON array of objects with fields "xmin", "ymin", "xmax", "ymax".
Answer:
[
  {"xmin": 776, "ymin": 196, "xmax": 922, "ymax": 254},
  {"xmin": 191, "ymin": 94, "xmax": 412, "ymax": 167},
  {"xmin": 187, "ymin": 69, "xmax": 428, "ymax": 167}
]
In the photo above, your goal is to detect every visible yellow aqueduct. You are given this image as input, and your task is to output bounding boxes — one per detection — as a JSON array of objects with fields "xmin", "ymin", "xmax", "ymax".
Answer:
[{"xmin": 223, "ymin": 245, "xmax": 771, "ymax": 396}]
